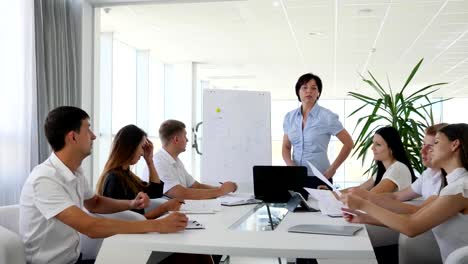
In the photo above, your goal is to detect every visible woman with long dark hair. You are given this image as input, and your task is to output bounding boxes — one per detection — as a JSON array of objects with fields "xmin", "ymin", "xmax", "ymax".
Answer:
[
  {"xmin": 97, "ymin": 124, "xmax": 182, "ymax": 218},
  {"xmin": 351, "ymin": 126, "xmax": 416, "ymax": 193}
]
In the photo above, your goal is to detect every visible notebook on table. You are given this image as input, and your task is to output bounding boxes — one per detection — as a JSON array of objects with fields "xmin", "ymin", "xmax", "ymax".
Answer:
[
  {"xmin": 288, "ymin": 224, "xmax": 362, "ymax": 236},
  {"xmin": 178, "ymin": 199, "xmax": 222, "ymax": 214},
  {"xmin": 217, "ymin": 193, "xmax": 262, "ymax": 206}
]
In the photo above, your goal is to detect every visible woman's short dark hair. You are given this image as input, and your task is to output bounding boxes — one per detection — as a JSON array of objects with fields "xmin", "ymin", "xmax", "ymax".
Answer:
[
  {"xmin": 44, "ymin": 106, "xmax": 89, "ymax": 151},
  {"xmin": 295, "ymin": 73, "xmax": 323, "ymax": 102},
  {"xmin": 159, "ymin": 119, "xmax": 186, "ymax": 145},
  {"xmin": 438, "ymin": 123, "xmax": 468, "ymax": 171},
  {"xmin": 374, "ymin": 126, "xmax": 416, "ymax": 185}
]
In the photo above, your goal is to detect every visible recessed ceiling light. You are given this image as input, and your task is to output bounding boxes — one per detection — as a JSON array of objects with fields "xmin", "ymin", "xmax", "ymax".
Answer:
[
  {"xmin": 309, "ymin": 32, "xmax": 324, "ymax": 36},
  {"xmin": 273, "ymin": 1, "xmax": 280, "ymax": 7},
  {"xmin": 358, "ymin": 8, "xmax": 373, "ymax": 14}
]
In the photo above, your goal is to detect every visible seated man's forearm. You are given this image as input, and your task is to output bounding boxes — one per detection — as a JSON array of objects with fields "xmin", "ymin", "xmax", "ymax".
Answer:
[
  {"xmin": 85, "ymin": 195, "xmax": 131, "ymax": 214},
  {"xmin": 166, "ymin": 185, "xmax": 221, "ymax": 199},
  {"xmin": 144, "ymin": 206, "xmax": 167, "ymax": 219},
  {"xmin": 391, "ymin": 186, "xmax": 421, "ymax": 202},
  {"xmin": 57, "ymin": 206, "xmax": 162, "ymax": 239},
  {"xmin": 192, "ymin": 182, "xmax": 217, "ymax": 189}
]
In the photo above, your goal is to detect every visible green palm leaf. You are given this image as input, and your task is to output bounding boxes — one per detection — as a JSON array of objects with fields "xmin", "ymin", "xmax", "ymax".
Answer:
[{"xmin": 348, "ymin": 58, "xmax": 450, "ymax": 175}]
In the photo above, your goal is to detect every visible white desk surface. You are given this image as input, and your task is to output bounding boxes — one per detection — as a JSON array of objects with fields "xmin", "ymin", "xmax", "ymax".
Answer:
[{"xmin": 96, "ymin": 204, "xmax": 376, "ymax": 263}]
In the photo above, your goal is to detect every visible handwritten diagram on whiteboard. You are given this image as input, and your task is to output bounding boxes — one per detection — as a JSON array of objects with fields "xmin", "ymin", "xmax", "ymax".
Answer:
[{"xmin": 201, "ymin": 89, "xmax": 272, "ymax": 192}]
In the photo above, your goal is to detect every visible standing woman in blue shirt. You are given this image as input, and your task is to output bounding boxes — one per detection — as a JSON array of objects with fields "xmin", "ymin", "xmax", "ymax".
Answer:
[{"xmin": 283, "ymin": 73, "xmax": 354, "ymax": 187}]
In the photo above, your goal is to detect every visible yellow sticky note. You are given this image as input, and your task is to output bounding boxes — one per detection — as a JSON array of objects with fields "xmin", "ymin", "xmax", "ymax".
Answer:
[{"xmin": 215, "ymin": 107, "xmax": 221, "ymax": 113}]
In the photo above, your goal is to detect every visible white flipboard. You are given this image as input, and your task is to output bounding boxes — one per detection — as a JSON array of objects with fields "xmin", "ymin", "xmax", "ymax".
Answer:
[{"xmin": 201, "ymin": 89, "xmax": 272, "ymax": 193}]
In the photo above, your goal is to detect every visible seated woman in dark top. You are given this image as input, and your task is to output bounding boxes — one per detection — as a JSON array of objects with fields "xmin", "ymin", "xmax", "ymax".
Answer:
[
  {"xmin": 97, "ymin": 124, "xmax": 214, "ymax": 264},
  {"xmin": 96, "ymin": 124, "xmax": 182, "ymax": 218}
]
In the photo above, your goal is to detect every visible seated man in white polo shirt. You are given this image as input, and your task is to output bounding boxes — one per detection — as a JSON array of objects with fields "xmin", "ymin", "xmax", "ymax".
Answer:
[
  {"xmin": 149, "ymin": 119, "xmax": 237, "ymax": 199},
  {"xmin": 20, "ymin": 106, "xmax": 188, "ymax": 264}
]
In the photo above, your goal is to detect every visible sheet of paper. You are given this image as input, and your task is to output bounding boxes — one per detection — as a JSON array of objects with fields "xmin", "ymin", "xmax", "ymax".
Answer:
[
  {"xmin": 305, "ymin": 188, "xmax": 359, "ymax": 216},
  {"xmin": 306, "ymin": 161, "xmax": 342, "ymax": 196},
  {"xmin": 305, "ymin": 188, "xmax": 344, "ymax": 216},
  {"xmin": 179, "ymin": 199, "xmax": 222, "ymax": 214},
  {"xmin": 216, "ymin": 193, "xmax": 259, "ymax": 205}
]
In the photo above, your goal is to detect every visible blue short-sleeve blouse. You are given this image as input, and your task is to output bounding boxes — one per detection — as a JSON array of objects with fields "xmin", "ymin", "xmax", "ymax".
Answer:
[{"xmin": 283, "ymin": 103, "xmax": 344, "ymax": 175}]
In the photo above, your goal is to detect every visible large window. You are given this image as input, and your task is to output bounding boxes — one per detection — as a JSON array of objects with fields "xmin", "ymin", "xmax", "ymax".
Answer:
[
  {"xmin": 96, "ymin": 35, "xmax": 166, "ymax": 185},
  {"xmin": 111, "ymin": 40, "xmax": 137, "ymax": 134},
  {"xmin": 0, "ymin": 0, "xmax": 35, "ymax": 206},
  {"xmin": 442, "ymin": 98, "xmax": 468, "ymax": 124}
]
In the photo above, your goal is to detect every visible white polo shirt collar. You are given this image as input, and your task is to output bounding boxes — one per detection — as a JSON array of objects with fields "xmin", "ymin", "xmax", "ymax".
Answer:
[
  {"xmin": 49, "ymin": 152, "xmax": 79, "ymax": 182},
  {"xmin": 160, "ymin": 147, "xmax": 177, "ymax": 165}
]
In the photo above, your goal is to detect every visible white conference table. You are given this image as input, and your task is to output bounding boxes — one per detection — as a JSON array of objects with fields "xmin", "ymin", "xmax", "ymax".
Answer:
[{"xmin": 96, "ymin": 202, "xmax": 377, "ymax": 263}]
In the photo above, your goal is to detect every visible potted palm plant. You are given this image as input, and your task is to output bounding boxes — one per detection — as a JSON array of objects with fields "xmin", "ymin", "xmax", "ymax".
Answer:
[{"xmin": 348, "ymin": 58, "xmax": 449, "ymax": 175}]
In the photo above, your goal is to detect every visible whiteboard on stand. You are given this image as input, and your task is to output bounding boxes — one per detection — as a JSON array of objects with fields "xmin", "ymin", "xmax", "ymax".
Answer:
[{"xmin": 201, "ymin": 89, "xmax": 272, "ymax": 193}]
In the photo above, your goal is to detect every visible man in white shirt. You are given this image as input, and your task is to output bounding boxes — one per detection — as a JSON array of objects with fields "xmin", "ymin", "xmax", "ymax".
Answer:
[
  {"xmin": 151, "ymin": 119, "xmax": 237, "ymax": 199},
  {"xmin": 348, "ymin": 123, "xmax": 447, "ymax": 212},
  {"xmin": 20, "ymin": 106, "xmax": 188, "ymax": 264}
]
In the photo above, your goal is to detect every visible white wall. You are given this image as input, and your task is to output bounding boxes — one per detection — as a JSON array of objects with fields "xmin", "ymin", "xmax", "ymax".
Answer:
[{"xmin": 81, "ymin": 0, "xmax": 96, "ymax": 184}]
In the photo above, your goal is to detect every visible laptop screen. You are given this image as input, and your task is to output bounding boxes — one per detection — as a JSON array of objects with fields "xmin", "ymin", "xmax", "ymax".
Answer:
[{"xmin": 253, "ymin": 165, "xmax": 308, "ymax": 203}]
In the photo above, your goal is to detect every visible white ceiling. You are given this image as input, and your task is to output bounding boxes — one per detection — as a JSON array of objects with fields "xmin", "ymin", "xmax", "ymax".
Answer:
[{"xmin": 98, "ymin": 0, "xmax": 468, "ymax": 100}]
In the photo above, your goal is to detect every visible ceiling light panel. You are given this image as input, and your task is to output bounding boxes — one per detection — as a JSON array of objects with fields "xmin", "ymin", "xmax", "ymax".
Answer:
[
  {"xmin": 338, "ymin": 3, "xmax": 387, "ymax": 77},
  {"xmin": 285, "ymin": 3, "xmax": 334, "ymax": 70}
]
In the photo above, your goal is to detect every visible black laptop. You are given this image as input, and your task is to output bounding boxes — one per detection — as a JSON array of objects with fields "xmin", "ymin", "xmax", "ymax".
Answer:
[{"xmin": 253, "ymin": 165, "xmax": 308, "ymax": 203}]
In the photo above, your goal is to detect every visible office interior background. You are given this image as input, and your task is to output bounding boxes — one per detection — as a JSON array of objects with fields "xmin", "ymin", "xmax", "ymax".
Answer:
[{"xmin": 1, "ymin": 0, "xmax": 468, "ymax": 206}]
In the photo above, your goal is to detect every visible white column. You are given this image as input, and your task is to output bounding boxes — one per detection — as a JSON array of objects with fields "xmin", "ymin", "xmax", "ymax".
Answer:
[
  {"xmin": 135, "ymin": 50, "xmax": 150, "ymax": 176},
  {"xmin": 164, "ymin": 62, "xmax": 194, "ymax": 174},
  {"xmin": 95, "ymin": 32, "xmax": 113, "ymax": 187},
  {"xmin": 136, "ymin": 50, "xmax": 150, "ymax": 131},
  {"xmin": 81, "ymin": 2, "xmax": 96, "ymax": 185}
]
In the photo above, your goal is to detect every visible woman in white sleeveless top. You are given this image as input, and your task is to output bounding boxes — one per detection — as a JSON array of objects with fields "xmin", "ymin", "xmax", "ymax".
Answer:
[
  {"xmin": 346, "ymin": 126, "xmax": 416, "ymax": 193},
  {"xmin": 342, "ymin": 123, "xmax": 468, "ymax": 261}
]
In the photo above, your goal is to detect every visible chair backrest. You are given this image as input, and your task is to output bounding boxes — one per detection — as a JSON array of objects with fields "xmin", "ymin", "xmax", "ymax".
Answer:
[
  {"xmin": 446, "ymin": 246, "xmax": 468, "ymax": 264},
  {"xmin": 399, "ymin": 231, "xmax": 442, "ymax": 264},
  {"xmin": 0, "ymin": 205, "xmax": 26, "ymax": 264},
  {"xmin": 0, "ymin": 204, "xmax": 20, "ymax": 234}
]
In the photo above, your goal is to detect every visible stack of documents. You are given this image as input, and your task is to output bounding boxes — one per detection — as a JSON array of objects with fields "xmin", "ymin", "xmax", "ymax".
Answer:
[
  {"xmin": 216, "ymin": 193, "xmax": 261, "ymax": 206},
  {"xmin": 179, "ymin": 199, "xmax": 222, "ymax": 214}
]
